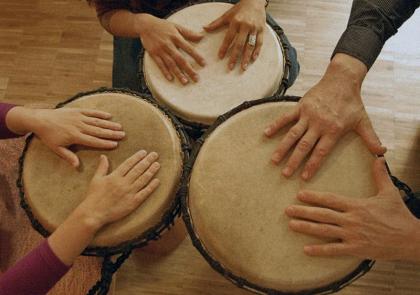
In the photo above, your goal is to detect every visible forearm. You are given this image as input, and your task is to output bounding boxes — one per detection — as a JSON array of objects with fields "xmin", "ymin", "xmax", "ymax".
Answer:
[
  {"xmin": 0, "ymin": 240, "xmax": 70, "ymax": 294},
  {"xmin": 48, "ymin": 207, "xmax": 102, "ymax": 266},
  {"xmin": 99, "ymin": 9, "xmax": 152, "ymax": 38},
  {"xmin": 333, "ymin": 0, "xmax": 420, "ymax": 69}
]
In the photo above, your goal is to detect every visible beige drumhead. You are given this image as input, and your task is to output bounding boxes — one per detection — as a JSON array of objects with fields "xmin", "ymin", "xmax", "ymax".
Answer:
[
  {"xmin": 188, "ymin": 102, "xmax": 376, "ymax": 292},
  {"xmin": 23, "ymin": 92, "xmax": 183, "ymax": 247},
  {"xmin": 143, "ymin": 2, "xmax": 285, "ymax": 125}
]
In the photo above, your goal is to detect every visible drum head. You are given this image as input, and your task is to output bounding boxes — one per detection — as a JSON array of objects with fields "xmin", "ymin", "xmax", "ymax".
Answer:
[
  {"xmin": 187, "ymin": 101, "xmax": 376, "ymax": 292},
  {"xmin": 22, "ymin": 91, "xmax": 184, "ymax": 248},
  {"xmin": 143, "ymin": 2, "xmax": 285, "ymax": 125}
]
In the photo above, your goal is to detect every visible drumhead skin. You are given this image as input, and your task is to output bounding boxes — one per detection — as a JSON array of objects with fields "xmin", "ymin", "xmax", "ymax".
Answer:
[
  {"xmin": 187, "ymin": 101, "xmax": 376, "ymax": 292},
  {"xmin": 143, "ymin": 2, "xmax": 285, "ymax": 126},
  {"xmin": 22, "ymin": 91, "xmax": 184, "ymax": 248}
]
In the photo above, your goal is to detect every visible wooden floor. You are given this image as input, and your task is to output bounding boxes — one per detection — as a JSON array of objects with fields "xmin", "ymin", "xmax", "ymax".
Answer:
[{"xmin": 0, "ymin": 0, "xmax": 419, "ymax": 294}]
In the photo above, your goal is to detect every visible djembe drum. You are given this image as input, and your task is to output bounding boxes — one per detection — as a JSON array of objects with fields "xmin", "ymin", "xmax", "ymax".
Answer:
[
  {"xmin": 18, "ymin": 88, "xmax": 190, "ymax": 294},
  {"xmin": 139, "ymin": 1, "xmax": 298, "ymax": 138},
  {"xmin": 181, "ymin": 96, "xmax": 414, "ymax": 294}
]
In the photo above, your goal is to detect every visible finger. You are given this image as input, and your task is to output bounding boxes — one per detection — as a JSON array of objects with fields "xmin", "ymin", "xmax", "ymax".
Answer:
[
  {"xmin": 218, "ymin": 22, "xmax": 238, "ymax": 59},
  {"xmin": 82, "ymin": 124, "xmax": 125, "ymax": 140},
  {"xmin": 177, "ymin": 25, "xmax": 204, "ymax": 42},
  {"xmin": 115, "ymin": 150, "xmax": 148, "ymax": 176},
  {"xmin": 53, "ymin": 146, "xmax": 80, "ymax": 168},
  {"xmin": 204, "ymin": 13, "xmax": 228, "ymax": 32},
  {"xmin": 301, "ymin": 135, "xmax": 337, "ymax": 180},
  {"xmin": 285, "ymin": 205, "xmax": 344, "ymax": 225},
  {"xmin": 252, "ymin": 31, "xmax": 264, "ymax": 61},
  {"xmin": 271, "ymin": 119, "xmax": 308, "ymax": 166},
  {"xmin": 162, "ymin": 53, "xmax": 189, "ymax": 85},
  {"xmin": 151, "ymin": 54, "xmax": 173, "ymax": 81},
  {"xmin": 264, "ymin": 108, "xmax": 299, "ymax": 137},
  {"xmin": 288, "ymin": 220, "xmax": 345, "ymax": 239},
  {"xmin": 176, "ymin": 38, "xmax": 206, "ymax": 67},
  {"xmin": 76, "ymin": 134, "xmax": 119, "ymax": 150},
  {"xmin": 228, "ymin": 26, "xmax": 249, "ymax": 71},
  {"xmin": 241, "ymin": 31, "xmax": 256, "ymax": 71},
  {"xmin": 168, "ymin": 46, "xmax": 199, "ymax": 82},
  {"xmin": 356, "ymin": 116, "xmax": 387, "ymax": 155},
  {"xmin": 297, "ymin": 190, "xmax": 352, "ymax": 212},
  {"xmin": 83, "ymin": 117, "xmax": 123, "ymax": 131},
  {"xmin": 372, "ymin": 157, "xmax": 395, "ymax": 193},
  {"xmin": 81, "ymin": 109, "xmax": 112, "ymax": 120},
  {"xmin": 303, "ymin": 243, "xmax": 354, "ymax": 257},
  {"xmin": 126, "ymin": 152, "xmax": 159, "ymax": 183},
  {"xmin": 283, "ymin": 129, "xmax": 320, "ymax": 177},
  {"xmin": 134, "ymin": 178, "xmax": 160, "ymax": 203},
  {"xmin": 132, "ymin": 162, "xmax": 161, "ymax": 192},
  {"xmin": 94, "ymin": 155, "xmax": 110, "ymax": 177}
]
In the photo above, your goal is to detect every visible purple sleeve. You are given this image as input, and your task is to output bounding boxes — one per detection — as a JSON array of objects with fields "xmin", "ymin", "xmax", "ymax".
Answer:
[
  {"xmin": 0, "ymin": 240, "xmax": 71, "ymax": 295},
  {"xmin": 0, "ymin": 103, "xmax": 20, "ymax": 139}
]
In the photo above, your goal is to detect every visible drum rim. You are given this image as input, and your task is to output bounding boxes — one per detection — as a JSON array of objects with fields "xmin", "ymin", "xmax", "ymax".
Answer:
[
  {"xmin": 181, "ymin": 95, "xmax": 376, "ymax": 295},
  {"xmin": 17, "ymin": 87, "xmax": 192, "ymax": 257},
  {"xmin": 136, "ymin": 0, "xmax": 295, "ymax": 133}
]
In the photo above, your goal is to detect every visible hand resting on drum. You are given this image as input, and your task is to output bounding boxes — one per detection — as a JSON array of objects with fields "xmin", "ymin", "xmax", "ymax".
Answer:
[
  {"xmin": 265, "ymin": 54, "xmax": 387, "ymax": 180},
  {"xmin": 5, "ymin": 106, "xmax": 125, "ymax": 167},
  {"xmin": 48, "ymin": 150, "xmax": 161, "ymax": 266},
  {"xmin": 204, "ymin": 0, "xmax": 266, "ymax": 71},
  {"xmin": 285, "ymin": 158, "xmax": 420, "ymax": 263}
]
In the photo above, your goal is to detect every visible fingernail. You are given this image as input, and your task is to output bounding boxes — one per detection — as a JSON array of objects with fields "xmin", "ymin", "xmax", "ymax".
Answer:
[
  {"xmin": 301, "ymin": 171, "xmax": 309, "ymax": 180},
  {"xmin": 166, "ymin": 74, "xmax": 173, "ymax": 81},
  {"xmin": 253, "ymin": 53, "xmax": 258, "ymax": 60},
  {"xmin": 182, "ymin": 77, "xmax": 188, "ymax": 84},
  {"xmin": 264, "ymin": 127, "xmax": 271, "ymax": 135},
  {"xmin": 139, "ymin": 150, "xmax": 147, "ymax": 156},
  {"xmin": 282, "ymin": 167, "xmax": 292, "ymax": 177},
  {"xmin": 150, "ymin": 152, "xmax": 159, "ymax": 159},
  {"xmin": 229, "ymin": 63, "xmax": 234, "ymax": 70},
  {"xmin": 271, "ymin": 153, "xmax": 281, "ymax": 163},
  {"xmin": 297, "ymin": 191, "xmax": 305, "ymax": 199},
  {"xmin": 243, "ymin": 63, "xmax": 248, "ymax": 70},
  {"xmin": 303, "ymin": 246, "xmax": 311, "ymax": 252},
  {"xmin": 285, "ymin": 206, "xmax": 294, "ymax": 215},
  {"xmin": 193, "ymin": 74, "xmax": 199, "ymax": 82},
  {"xmin": 112, "ymin": 141, "xmax": 118, "ymax": 147},
  {"xmin": 200, "ymin": 59, "xmax": 206, "ymax": 66},
  {"xmin": 153, "ymin": 162, "xmax": 161, "ymax": 169}
]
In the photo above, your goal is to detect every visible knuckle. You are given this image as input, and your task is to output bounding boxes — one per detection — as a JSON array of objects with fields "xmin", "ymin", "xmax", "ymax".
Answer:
[
  {"xmin": 328, "ymin": 122, "xmax": 344, "ymax": 135},
  {"xmin": 315, "ymin": 147, "xmax": 328, "ymax": 157},
  {"xmin": 298, "ymin": 140, "xmax": 312, "ymax": 152},
  {"xmin": 288, "ymin": 128, "xmax": 301, "ymax": 139}
]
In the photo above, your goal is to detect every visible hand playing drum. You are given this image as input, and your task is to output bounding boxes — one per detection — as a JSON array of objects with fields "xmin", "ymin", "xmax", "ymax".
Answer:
[
  {"xmin": 264, "ymin": 54, "xmax": 386, "ymax": 180},
  {"xmin": 204, "ymin": 0, "xmax": 267, "ymax": 71},
  {"xmin": 6, "ymin": 106, "xmax": 125, "ymax": 167}
]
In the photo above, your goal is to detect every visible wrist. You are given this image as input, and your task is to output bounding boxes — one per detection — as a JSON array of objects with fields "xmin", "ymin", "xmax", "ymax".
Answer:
[
  {"xmin": 134, "ymin": 13, "xmax": 153, "ymax": 38},
  {"xmin": 5, "ymin": 106, "xmax": 36, "ymax": 135},
  {"xmin": 326, "ymin": 53, "xmax": 367, "ymax": 89},
  {"xmin": 70, "ymin": 205, "xmax": 105, "ymax": 235}
]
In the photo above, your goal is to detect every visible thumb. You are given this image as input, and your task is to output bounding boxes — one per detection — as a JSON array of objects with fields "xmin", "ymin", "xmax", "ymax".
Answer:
[
  {"xmin": 372, "ymin": 157, "xmax": 394, "ymax": 193},
  {"xmin": 94, "ymin": 155, "xmax": 110, "ymax": 177},
  {"xmin": 356, "ymin": 116, "xmax": 387, "ymax": 155},
  {"xmin": 177, "ymin": 25, "xmax": 204, "ymax": 42},
  {"xmin": 204, "ymin": 14, "xmax": 227, "ymax": 32},
  {"xmin": 54, "ymin": 146, "xmax": 80, "ymax": 168}
]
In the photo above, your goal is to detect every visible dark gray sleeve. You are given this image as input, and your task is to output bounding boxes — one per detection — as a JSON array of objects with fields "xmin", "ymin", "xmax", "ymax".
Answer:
[{"xmin": 332, "ymin": 0, "xmax": 420, "ymax": 69}]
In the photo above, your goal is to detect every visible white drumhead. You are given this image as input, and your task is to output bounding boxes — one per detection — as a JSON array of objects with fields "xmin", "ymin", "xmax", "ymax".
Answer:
[{"xmin": 143, "ymin": 2, "xmax": 285, "ymax": 125}]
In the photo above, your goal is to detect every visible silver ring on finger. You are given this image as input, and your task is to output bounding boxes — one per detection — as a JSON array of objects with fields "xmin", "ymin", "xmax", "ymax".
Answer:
[{"xmin": 248, "ymin": 34, "xmax": 257, "ymax": 47}]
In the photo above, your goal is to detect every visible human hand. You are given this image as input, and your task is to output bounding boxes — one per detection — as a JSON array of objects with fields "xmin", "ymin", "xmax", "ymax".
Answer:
[
  {"xmin": 285, "ymin": 158, "xmax": 420, "ymax": 262},
  {"xmin": 138, "ymin": 14, "xmax": 206, "ymax": 84},
  {"xmin": 77, "ymin": 151, "xmax": 161, "ymax": 230},
  {"xmin": 265, "ymin": 54, "xmax": 386, "ymax": 180},
  {"xmin": 6, "ymin": 107, "xmax": 125, "ymax": 167},
  {"xmin": 204, "ymin": 0, "xmax": 266, "ymax": 71}
]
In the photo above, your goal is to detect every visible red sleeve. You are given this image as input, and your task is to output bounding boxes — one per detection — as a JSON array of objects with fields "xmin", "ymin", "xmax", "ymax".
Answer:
[
  {"xmin": 0, "ymin": 240, "xmax": 70, "ymax": 295},
  {"xmin": 0, "ymin": 103, "xmax": 20, "ymax": 139}
]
